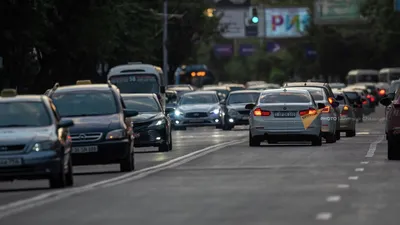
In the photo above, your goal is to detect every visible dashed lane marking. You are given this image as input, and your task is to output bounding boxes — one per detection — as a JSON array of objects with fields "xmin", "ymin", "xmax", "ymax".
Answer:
[
  {"xmin": 337, "ymin": 184, "xmax": 350, "ymax": 189},
  {"xmin": 316, "ymin": 212, "xmax": 332, "ymax": 220},
  {"xmin": 0, "ymin": 138, "xmax": 246, "ymax": 220},
  {"xmin": 365, "ymin": 135, "xmax": 384, "ymax": 157},
  {"xmin": 348, "ymin": 176, "xmax": 359, "ymax": 180},
  {"xmin": 326, "ymin": 196, "xmax": 341, "ymax": 202},
  {"xmin": 355, "ymin": 168, "xmax": 364, "ymax": 172},
  {"xmin": 360, "ymin": 161, "xmax": 369, "ymax": 164}
]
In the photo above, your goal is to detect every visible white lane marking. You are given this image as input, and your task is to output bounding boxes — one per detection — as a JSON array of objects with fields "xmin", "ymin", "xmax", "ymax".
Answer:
[
  {"xmin": 337, "ymin": 184, "xmax": 350, "ymax": 189},
  {"xmin": 355, "ymin": 168, "xmax": 364, "ymax": 172},
  {"xmin": 356, "ymin": 132, "xmax": 370, "ymax": 135},
  {"xmin": 348, "ymin": 176, "xmax": 359, "ymax": 180},
  {"xmin": 360, "ymin": 161, "xmax": 369, "ymax": 164},
  {"xmin": 316, "ymin": 212, "xmax": 332, "ymax": 220},
  {"xmin": 326, "ymin": 196, "xmax": 341, "ymax": 202},
  {"xmin": 0, "ymin": 138, "xmax": 246, "ymax": 219},
  {"xmin": 366, "ymin": 135, "xmax": 384, "ymax": 157}
]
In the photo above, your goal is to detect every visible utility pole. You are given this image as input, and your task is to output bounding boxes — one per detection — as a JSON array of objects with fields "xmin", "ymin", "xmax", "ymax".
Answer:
[{"xmin": 163, "ymin": 0, "xmax": 168, "ymax": 85}]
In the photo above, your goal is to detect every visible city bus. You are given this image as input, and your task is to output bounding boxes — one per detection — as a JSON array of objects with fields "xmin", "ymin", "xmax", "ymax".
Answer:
[
  {"xmin": 174, "ymin": 64, "xmax": 215, "ymax": 88},
  {"xmin": 379, "ymin": 68, "xmax": 400, "ymax": 83},
  {"xmin": 346, "ymin": 69, "xmax": 379, "ymax": 85},
  {"xmin": 107, "ymin": 62, "xmax": 166, "ymax": 110}
]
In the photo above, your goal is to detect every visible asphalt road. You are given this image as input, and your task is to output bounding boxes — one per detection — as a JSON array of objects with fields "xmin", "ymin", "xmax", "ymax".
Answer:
[{"xmin": 1, "ymin": 107, "xmax": 395, "ymax": 225}]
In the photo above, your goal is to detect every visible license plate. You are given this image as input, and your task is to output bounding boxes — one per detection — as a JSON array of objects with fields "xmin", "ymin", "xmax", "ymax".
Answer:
[
  {"xmin": 189, "ymin": 119, "xmax": 204, "ymax": 123},
  {"xmin": 274, "ymin": 111, "xmax": 296, "ymax": 117},
  {"xmin": 242, "ymin": 116, "xmax": 249, "ymax": 120},
  {"xmin": 0, "ymin": 158, "xmax": 22, "ymax": 166},
  {"xmin": 72, "ymin": 146, "xmax": 98, "ymax": 154}
]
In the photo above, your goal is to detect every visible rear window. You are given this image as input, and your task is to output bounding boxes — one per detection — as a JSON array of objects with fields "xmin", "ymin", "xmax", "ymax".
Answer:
[
  {"xmin": 334, "ymin": 93, "xmax": 345, "ymax": 104},
  {"xmin": 259, "ymin": 92, "xmax": 310, "ymax": 103},
  {"xmin": 305, "ymin": 88, "xmax": 325, "ymax": 101},
  {"xmin": 344, "ymin": 92, "xmax": 359, "ymax": 102}
]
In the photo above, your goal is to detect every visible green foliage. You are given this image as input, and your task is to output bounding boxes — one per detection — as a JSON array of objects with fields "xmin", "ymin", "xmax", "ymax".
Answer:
[{"xmin": 0, "ymin": 0, "xmax": 221, "ymax": 92}]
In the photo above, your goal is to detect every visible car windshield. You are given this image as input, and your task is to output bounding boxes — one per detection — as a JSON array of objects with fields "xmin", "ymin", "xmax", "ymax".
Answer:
[
  {"xmin": 389, "ymin": 82, "xmax": 400, "ymax": 93},
  {"xmin": 109, "ymin": 74, "xmax": 160, "ymax": 93},
  {"xmin": 179, "ymin": 94, "xmax": 218, "ymax": 105},
  {"xmin": 0, "ymin": 102, "xmax": 51, "ymax": 127},
  {"xmin": 229, "ymin": 86, "xmax": 245, "ymax": 91},
  {"xmin": 52, "ymin": 91, "xmax": 118, "ymax": 117},
  {"xmin": 166, "ymin": 92, "xmax": 178, "ymax": 104},
  {"xmin": 304, "ymin": 88, "xmax": 325, "ymax": 101},
  {"xmin": 122, "ymin": 96, "xmax": 160, "ymax": 113},
  {"xmin": 227, "ymin": 93, "xmax": 260, "ymax": 104},
  {"xmin": 259, "ymin": 92, "xmax": 310, "ymax": 103}
]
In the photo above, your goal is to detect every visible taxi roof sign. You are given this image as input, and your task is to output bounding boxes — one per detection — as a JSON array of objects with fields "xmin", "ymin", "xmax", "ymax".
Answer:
[
  {"xmin": 76, "ymin": 80, "xmax": 92, "ymax": 85},
  {"xmin": 1, "ymin": 89, "xmax": 17, "ymax": 97}
]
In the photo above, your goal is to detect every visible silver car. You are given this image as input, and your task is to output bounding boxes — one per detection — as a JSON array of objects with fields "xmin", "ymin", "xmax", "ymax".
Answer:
[
  {"xmin": 173, "ymin": 91, "xmax": 223, "ymax": 130},
  {"xmin": 247, "ymin": 88, "xmax": 325, "ymax": 146},
  {"xmin": 222, "ymin": 90, "xmax": 261, "ymax": 130},
  {"xmin": 334, "ymin": 91, "xmax": 356, "ymax": 137}
]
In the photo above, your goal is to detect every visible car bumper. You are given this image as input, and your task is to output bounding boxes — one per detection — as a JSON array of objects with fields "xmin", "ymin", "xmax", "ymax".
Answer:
[
  {"xmin": 71, "ymin": 139, "xmax": 131, "ymax": 166},
  {"xmin": 251, "ymin": 126, "xmax": 320, "ymax": 141},
  {"xmin": 338, "ymin": 116, "xmax": 355, "ymax": 131},
  {"xmin": 320, "ymin": 116, "xmax": 336, "ymax": 134},
  {"xmin": 0, "ymin": 151, "xmax": 62, "ymax": 180},
  {"xmin": 228, "ymin": 115, "xmax": 249, "ymax": 125},
  {"xmin": 133, "ymin": 127, "xmax": 168, "ymax": 147}
]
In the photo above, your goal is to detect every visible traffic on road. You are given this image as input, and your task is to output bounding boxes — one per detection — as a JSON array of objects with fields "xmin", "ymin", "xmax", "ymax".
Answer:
[{"xmin": 0, "ymin": 65, "xmax": 398, "ymax": 224}]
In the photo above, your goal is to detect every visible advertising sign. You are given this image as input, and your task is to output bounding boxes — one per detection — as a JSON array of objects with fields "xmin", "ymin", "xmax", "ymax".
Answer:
[
  {"xmin": 217, "ymin": 9, "xmax": 246, "ymax": 38},
  {"xmin": 265, "ymin": 8, "xmax": 310, "ymax": 38},
  {"xmin": 314, "ymin": 0, "xmax": 366, "ymax": 24}
]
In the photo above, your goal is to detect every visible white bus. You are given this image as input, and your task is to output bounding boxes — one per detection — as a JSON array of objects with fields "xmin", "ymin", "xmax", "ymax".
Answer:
[
  {"xmin": 379, "ymin": 68, "xmax": 400, "ymax": 83},
  {"xmin": 107, "ymin": 62, "xmax": 166, "ymax": 111},
  {"xmin": 346, "ymin": 69, "xmax": 379, "ymax": 85}
]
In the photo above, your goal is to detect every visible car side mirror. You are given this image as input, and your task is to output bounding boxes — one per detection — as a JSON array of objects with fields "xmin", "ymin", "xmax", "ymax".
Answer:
[
  {"xmin": 317, "ymin": 103, "xmax": 325, "ymax": 109},
  {"xmin": 58, "ymin": 120, "xmax": 74, "ymax": 128},
  {"xmin": 160, "ymin": 86, "xmax": 166, "ymax": 93},
  {"xmin": 124, "ymin": 109, "xmax": 139, "ymax": 117},
  {"xmin": 380, "ymin": 97, "xmax": 392, "ymax": 107},
  {"xmin": 335, "ymin": 95, "xmax": 344, "ymax": 100},
  {"xmin": 245, "ymin": 103, "xmax": 256, "ymax": 110}
]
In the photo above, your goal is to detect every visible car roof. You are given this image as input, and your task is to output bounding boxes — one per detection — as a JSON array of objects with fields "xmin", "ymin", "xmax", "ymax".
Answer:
[
  {"xmin": 229, "ymin": 90, "xmax": 261, "ymax": 94},
  {"xmin": 286, "ymin": 86, "xmax": 323, "ymax": 91},
  {"xmin": 380, "ymin": 68, "xmax": 400, "ymax": 73},
  {"xmin": 391, "ymin": 80, "xmax": 400, "ymax": 84},
  {"xmin": 0, "ymin": 95, "xmax": 46, "ymax": 103},
  {"xmin": 108, "ymin": 63, "xmax": 162, "ymax": 75},
  {"xmin": 52, "ymin": 84, "xmax": 116, "ymax": 93},
  {"xmin": 184, "ymin": 91, "xmax": 217, "ymax": 95},
  {"xmin": 121, "ymin": 93, "xmax": 156, "ymax": 98},
  {"xmin": 261, "ymin": 88, "xmax": 310, "ymax": 94},
  {"xmin": 202, "ymin": 86, "xmax": 229, "ymax": 90},
  {"xmin": 284, "ymin": 82, "xmax": 328, "ymax": 87}
]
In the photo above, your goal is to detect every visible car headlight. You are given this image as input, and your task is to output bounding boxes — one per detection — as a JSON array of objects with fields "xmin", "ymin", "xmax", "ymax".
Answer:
[
  {"xmin": 228, "ymin": 109, "xmax": 239, "ymax": 117},
  {"xmin": 32, "ymin": 141, "xmax": 55, "ymax": 151},
  {"xmin": 210, "ymin": 109, "xmax": 220, "ymax": 114},
  {"xmin": 150, "ymin": 119, "xmax": 165, "ymax": 127},
  {"xmin": 106, "ymin": 129, "xmax": 126, "ymax": 140},
  {"xmin": 174, "ymin": 110, "xmax": 183, "ymax": 116}
]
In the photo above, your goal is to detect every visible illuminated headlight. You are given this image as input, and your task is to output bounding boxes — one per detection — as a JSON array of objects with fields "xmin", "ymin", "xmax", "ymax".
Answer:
[
  {"xmin": 174, "ymin": 110, "xmax": 183, "ymax": 116},
  {"xmin": 210, "ymin": 109, "xmax": 220, "ymax": 114},
  {"xmin": 106, "ymin": 129, "xmax": 126, "ymax": 140},
  {"xmin": 150, "ymin": 119, "xmax": 165, "ymax": 127},
  {"xmin": 32, "ymin": 141, "xmax": 54, "ymax": 151}
]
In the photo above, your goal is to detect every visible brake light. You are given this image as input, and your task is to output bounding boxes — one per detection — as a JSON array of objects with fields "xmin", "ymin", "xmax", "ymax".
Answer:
[
  {"xmin": 379, "ymin": 89, "xmax": 386, "ymax": 96},
  {"xmin": 322, "ymin": 106, "xmax": 330, "ymax": 113},
  {"xmin": 253, "ymin": 108, "xmax": 271, "ymax": 116},
  {"xmin": 299, "ymin": 108, "xmax": 317, "ymax": 116},
  {"xmin": 341, "ymin": 105, "xmax": 349, "ymax": 115},
  {"xmin": 328, "ymin": 97, "xmax": 334, "ymax": 104},
  {"xmin": 362, "ymin": 100, "xmax": 368, "ymax": 105},
  {"xmin": 366, "ymin": 94, "xmax": 371, "ymax": 99},
  {"xmin": 343, "ymin": 105, "xmax": 349, "ymax": 111}
]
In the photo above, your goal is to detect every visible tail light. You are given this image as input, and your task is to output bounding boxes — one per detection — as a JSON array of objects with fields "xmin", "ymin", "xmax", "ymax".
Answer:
[
  {"xmin": 299, "ymin": 108, "xmax": 317, "ymax": 116},
  {"xmin": 379, "ymin": 89, "xmax": 386, "ymax": 96},
  {"xmin": 322, "ymin": 106, "xmax": 330, "ymax": 113},
  {"xmin": 328, "ymin": 97, "xmax": 334, "ymax": 104},
  {"xmin": 366, "ymin": 94, "xmax": 375, "ymax": 102},
  {"xmin": 341, "ymin": 105, "xmax": 349, "ymax": 115},
  {"xmin": 253, "ymin": 108, "xmax": 271, "ymax": 116}
]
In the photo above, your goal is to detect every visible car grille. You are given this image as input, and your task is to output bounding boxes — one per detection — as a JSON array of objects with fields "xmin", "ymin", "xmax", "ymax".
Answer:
[
  {"xmin": 134, "ymin": 121, "xmax": 153, "ymax": 131},
  {"xmin": 70, "ymin": 133, "xmax": 102, "ymax": 142},
  {"xmin": 0, "ymin": 145, "xmax": 25, "ymax": 152},
  {"xmin": 238, "ymin": 110, "xmax": 250, "ymax": 115},
  {"xmin": 185, "ymin": 112, "xmax": 208, "ymax": 118}
]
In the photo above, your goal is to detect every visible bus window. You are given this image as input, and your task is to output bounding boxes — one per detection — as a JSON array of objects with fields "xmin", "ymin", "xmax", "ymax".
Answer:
[
  {"xmin": 109, "ymin": 74, "xmax": 160, "ymax": 93},
  {"xmin": 379, "ymin": 72, "xmax": 388, "ymax": 82},
  {"xmin": 358, "ymin": 74, "xmax": 378, "ymax": 82},
  {"xmin": 389, "ymin": 73, "xmax": 400, "ymax": 82},
  {"xmin": 347, "ymin": 76, "xmax": 356, "ymax": 84}
]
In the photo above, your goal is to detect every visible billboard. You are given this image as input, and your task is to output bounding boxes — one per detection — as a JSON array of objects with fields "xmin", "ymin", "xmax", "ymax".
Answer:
[
  {"xmin": 265, "ymin": 8, "xmax": 310, "ymax": 38},
  {"xmin": 217, "ymin": 9, "xmax": 246, "ymax": 38},
  {"xmin": 314, "ymin": 0, "xmax": 366, "ymax": 24}
]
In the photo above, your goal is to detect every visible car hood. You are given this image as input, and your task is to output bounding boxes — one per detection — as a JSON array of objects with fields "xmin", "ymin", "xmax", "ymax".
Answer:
[
  {"xmin": 0, "ymin": 126, "xmax": 54, "ymax": 145},
  {"xmin": 227, "ymin": 103, "xmax": 248, "ymax": 111},
  {"xmin": 177, "ymin": 104, "xmax": 219, "ymax": 112},
  {"xmin": 61, "ymin": 114, "xmax": 121, "ymax": 133},
  {"xmin": 130, "ymin": 112, "xmax": 164, "ymax": 123}
]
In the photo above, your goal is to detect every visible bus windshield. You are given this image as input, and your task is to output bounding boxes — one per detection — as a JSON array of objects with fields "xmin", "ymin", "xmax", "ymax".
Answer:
[{"xmin": 109, "ymin": 74, "xmax": 160, "ymax": 93}]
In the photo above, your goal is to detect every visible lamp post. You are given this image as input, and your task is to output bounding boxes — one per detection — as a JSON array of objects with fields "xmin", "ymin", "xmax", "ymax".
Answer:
[{"xmin": 163, "ymin": 0, "xmax": 168, "ymax": 85}]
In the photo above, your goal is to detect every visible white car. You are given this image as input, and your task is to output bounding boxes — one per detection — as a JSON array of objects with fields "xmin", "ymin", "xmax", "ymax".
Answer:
[{"xmin": 247, "ymin": 88, "xmax": 325, "ymax": 146}]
